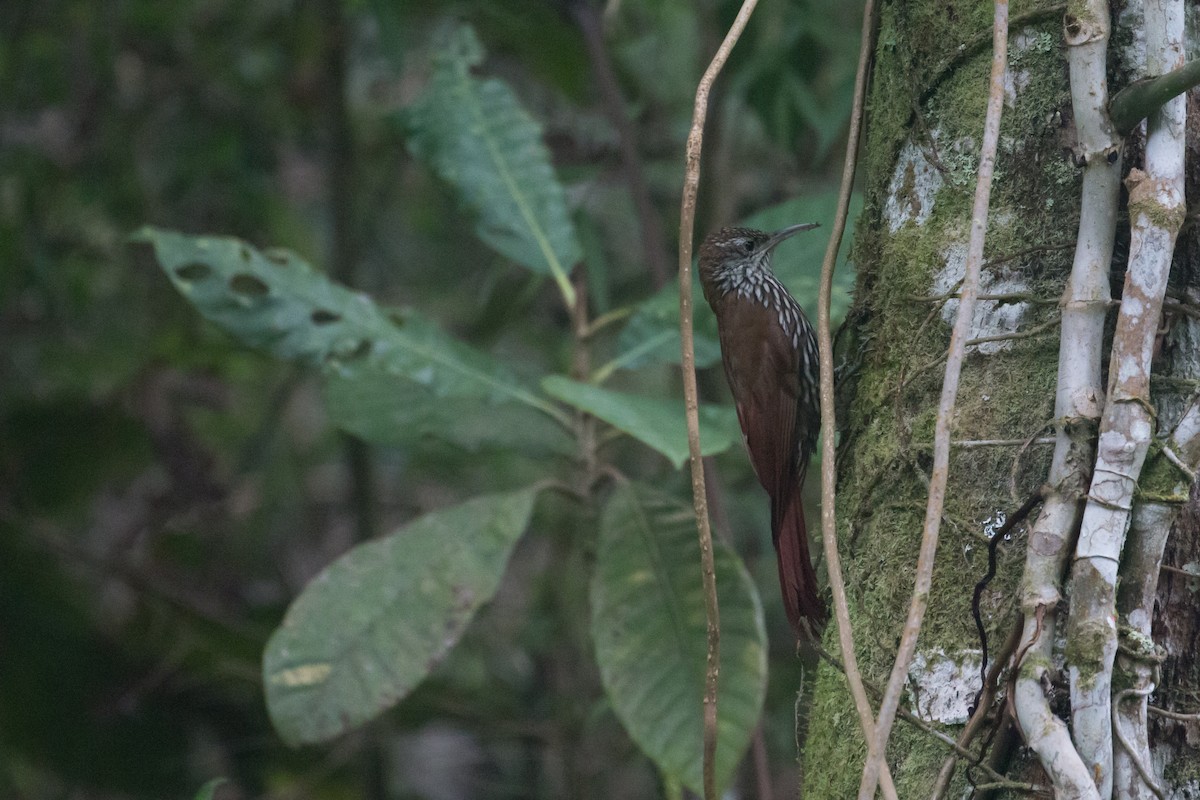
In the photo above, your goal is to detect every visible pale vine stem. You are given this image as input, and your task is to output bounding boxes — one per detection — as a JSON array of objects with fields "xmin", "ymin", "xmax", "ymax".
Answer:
[
  {"xmin": 1113, "ymin": 689, "xmax": 1167, "ymax": 800},
  {"xmin": 676, "ymin": 3, "xmax": 760, "ymax": 797},
  {"xmin": 1010, "ymin": 0, "xmax": 1119, "ymax": 796},
  {"xmin": 1149, "ymin": 704, "xmax": 1200, "ymax": 722},
  {"xmin": 814, "ymin": 2, "xmax": 899, "ymax": 799},
  {"xmin": 1102, "ymin": 3, "xmax": 1188, "ymax": 796},
  {"xmin": 857, "ymin": 3, "xmax": 1008, "ymax": 797}
]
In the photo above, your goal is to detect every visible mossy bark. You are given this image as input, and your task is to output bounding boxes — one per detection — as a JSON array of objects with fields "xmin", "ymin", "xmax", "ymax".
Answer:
[{"xmin": 806, "ymin": 1, "xmax": 1100, "ymax": 794}]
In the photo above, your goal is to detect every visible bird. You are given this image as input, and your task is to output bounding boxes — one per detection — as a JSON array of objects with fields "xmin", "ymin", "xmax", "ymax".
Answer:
[{"xmin": 698, "ymin": 223, "xmax": 827, "ymax": 638}]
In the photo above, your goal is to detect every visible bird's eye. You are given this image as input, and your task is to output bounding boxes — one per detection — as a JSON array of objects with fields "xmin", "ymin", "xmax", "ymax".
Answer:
[{"xmin": 740, "ymin": 239, "xmax": 755, "ymax": 253}]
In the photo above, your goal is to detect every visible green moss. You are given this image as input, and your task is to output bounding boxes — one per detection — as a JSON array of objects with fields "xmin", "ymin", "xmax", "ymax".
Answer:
[
  {"xmin": 804, "ymin": 0, "xmax": 1083, "ymax": 788},
  {"xmin": 1136, "ymin": 441, "xmax": 1193, "ymax": 503},
  {"xmin": 801, "ymin": 661, "xmax": 869, "ymax": 798},
  {"xmin": 1063, "ymin": 619, "xmax": 1110, "ymax": 687},
  {"xmin": 892, "ymin": 730, "xmax": 956, "ymax": 798},
  {"xmin": 1163, "ymin": 748, "xmax": 1200, "ymax": 786},
  {"xmin": 1130, "ymin": 193, "xmax": 1188, "ymax": 232}
]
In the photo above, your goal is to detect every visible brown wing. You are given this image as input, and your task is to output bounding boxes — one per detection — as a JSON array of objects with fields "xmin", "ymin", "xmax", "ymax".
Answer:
[
  {"xmin": 714, "ymin": 292, "xmax": 803, "ymax": 515},
  {"xmin": 715, "ymin": 292, "xmax": 826, "ymax": 634}
]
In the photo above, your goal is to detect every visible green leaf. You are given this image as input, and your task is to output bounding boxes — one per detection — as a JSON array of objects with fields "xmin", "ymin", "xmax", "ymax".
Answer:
[
  {"xmin": 323, "ymin": 361, "xmax": 572, "ymax": 453},
  {"xmin": 134, "ymin": 228, "xmax": 567, "ymax": 427},
  {"xmin": 263, "ymin": 488, "xmax": 540, "ymax": 745},
  {"xmin": 541, "ymin": 376, "xmax": 741, "ymax": 467},
  {"xmin": 607, "ymin": 279, "xmax": 724, "ymax": 373},
  {"xmin": 591, "ymin": 483, "xmax": 767, "ymax": 796},
  {"xmin": 193, "ymin": 778, "xmax": 226, "ymax": 800},
  {"xmin": 405, "ymin": 23, "xmax": 581, "ymax": 306},
  {"xmin": 613, "ymin": 190, "xmax": 861, "ymax": 372}
]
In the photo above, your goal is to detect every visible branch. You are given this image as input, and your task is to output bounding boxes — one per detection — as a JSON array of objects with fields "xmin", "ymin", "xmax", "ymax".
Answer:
[
  {"xmin": 858, "ymin": 4, "xmax": 1009, "ymax": 797},
  {"xmin": 1109, "ymin": 58, "xmax": 1200, "ymax": 135},
  {"xmin": 1010, "ymin": 2, "xmax": 1120, "ymax": 795},
  {"xmin": 1067, "ymin": 0, "xmax": 1186, "ymax": 790},
  {"xmin": 676, "ymin": 3, "xmax": 760, "ymax": 796},
  {"xmin": 1148, "ymin": 705, "xmax": 1200, "ymax": 722},
  {"xmin": 1110, "ymin": 405, "xmax": 1200, "ymax": 798},
  {"xmin": 814, "ymin": 2, "xmax": 901, "ymax": 798},
  {"xmin": 1114, "ymin": 81, "xmax": 1196, "ymax": 795}
]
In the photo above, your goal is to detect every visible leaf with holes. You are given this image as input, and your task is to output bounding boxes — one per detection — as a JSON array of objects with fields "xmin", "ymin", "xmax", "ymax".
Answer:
[
  {"xmin": 405, "ymin": 23, "xmax": 581, "ymax": 305},
  {"xmin": 263, "ymin": 487, "xmax": 539, "ymax": 745},
  {"xmin": 541, "ymin": 376, "xmax": 741, "ymax": 467},
  {"xmin": 592, "ymin": 483, "xmax": 767, "ymax": 795},
  {"xmin": 133, "ymin": 228, "xmax": 566, "ymax": 427}
]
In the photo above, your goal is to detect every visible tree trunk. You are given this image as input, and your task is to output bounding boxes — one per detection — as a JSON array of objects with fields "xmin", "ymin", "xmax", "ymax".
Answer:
[{"xmin": 802, "ymin": 1, "xmax": 1200, "ymax": 795}]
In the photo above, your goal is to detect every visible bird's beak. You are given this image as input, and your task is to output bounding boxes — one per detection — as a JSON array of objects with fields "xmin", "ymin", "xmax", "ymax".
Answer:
[{"xmin": 763, "ymin": 222, "xmax": 820, "ymax": 252}]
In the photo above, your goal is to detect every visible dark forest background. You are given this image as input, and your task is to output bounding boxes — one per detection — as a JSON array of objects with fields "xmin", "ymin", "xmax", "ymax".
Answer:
[{"xmin": 0, "ymin": 1, "xmax": 862, "ymax": 798}]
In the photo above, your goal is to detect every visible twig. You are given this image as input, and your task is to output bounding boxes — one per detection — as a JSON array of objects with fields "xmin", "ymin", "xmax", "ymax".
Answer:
[
  {"xmin": 902, "ymin": 316, "xmax": 1060, "ymax": 386},
  {"xmin": 1148, "ymin": 705, "xmax": 1200, "ymax": 722},
  {"xmin": 1009, "ymin": 421, "xmax": 1055, "ymax": 503},
  {"xmin": 1161, "ymin": 443, "xmax": 1196, "ymax": 481},
  {"xmin": 813, "ymin": 647, "xmax": 1040, "ymax": 792},
  {"xmin": 975, "ymin": 717, "xmax": 1023, "ymax": 800},
  {"xmin": 909, "ymin": 291, "xmax": 1061, "ymax": 305},
  {"xmin": 972, "ymin": 492, "xmax": 1043, "ymax": 706},
  {"xmin": 858, "ymin": 5, "xmax": 1010, "ymax": 797},
  {"xmin": 581, "ymin": 306, "xmax": 632, "ymax": 338},
  {"xmin": 815, "ymin": 2, "xmax": 899, "ymax": 798},
  {"xmin": 967, "ymin": 781, "xmax": 1047, "ymax": 795},
  {"xmin": 929, "ymin": 617, "xmax": 1024, "ymax": 800},
  {"xmin": 917, "ymin": 4, "xmax": 1066, "ymax": 110},
  {"xmin": 751, "ymin": 720, "xmax": 775, "ymax": 800},
  {"xmin": 964, "ymin": 316, "xmax": 1060, "ymax": 348},
  {"xmin": 847, "ymin": 438, "xmax": 1052, "ymax": 454},
  {"xmin": 322, "ymin": 0, "xmax": 379, "ymax": 547},
  {"xmin": 676, "ymin": 3, "xmax": 760, "ymax": 795},
  {"xmin": 906, "ymin": 241, "xmax": 1076, "ymax": 302}
]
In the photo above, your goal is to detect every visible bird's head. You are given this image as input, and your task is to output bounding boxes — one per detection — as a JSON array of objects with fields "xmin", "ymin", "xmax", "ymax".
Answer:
[{"xmin": 698, "ymin": 223, "xmax": 818, "ymax": 297}]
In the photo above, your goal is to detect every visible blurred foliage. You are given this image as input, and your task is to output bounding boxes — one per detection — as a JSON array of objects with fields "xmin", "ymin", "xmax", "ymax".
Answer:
[{"xmin": 0, "ymin": 0, "xmax": 862, "ymax": 797}]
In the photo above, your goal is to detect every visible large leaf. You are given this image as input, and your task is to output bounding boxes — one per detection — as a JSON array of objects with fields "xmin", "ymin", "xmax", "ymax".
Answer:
[
  {"xmin": 541, "ymin": 376, "xmax": 741, "ymax": 467},
  {"xmin": 323, "ymin": 360, "xmax": 572, "ymax": 454},
  {"xmin": 613, "ymin": 191, "xmax": 861, "ymax": 371},
  {"xmin": 263, "ymin": 488, "xmax": 539, "ymax": 745},
  {"xmin": 134, "ymin": 228, "xmax": 566, "ymax": 428},
  {"xmin": 405, "ymin": 23, "xmax": 581, "ymax": 305},
  {"xmin": 592, "ymin": 483, "xmax": 767, "ymax": 795}
]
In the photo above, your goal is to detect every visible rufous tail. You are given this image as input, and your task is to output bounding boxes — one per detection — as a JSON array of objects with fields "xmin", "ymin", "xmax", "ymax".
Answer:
[{"xmin": 773, "ymin": 487, "xmax": 827, "ymax": 638}]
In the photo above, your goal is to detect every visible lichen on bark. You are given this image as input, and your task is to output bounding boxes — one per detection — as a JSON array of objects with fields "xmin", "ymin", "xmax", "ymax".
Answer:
[{"xmin": 803, "ymin": 0, "xmax": 1084, "ymax": 793}]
